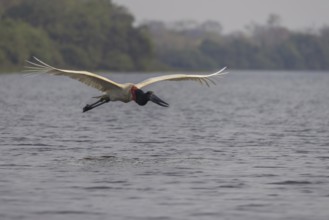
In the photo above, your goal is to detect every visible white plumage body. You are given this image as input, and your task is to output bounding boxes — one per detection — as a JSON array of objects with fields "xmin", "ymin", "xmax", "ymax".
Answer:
[{"xmin": 106, "ymin": 83, "xmax": 134, "ymax": 103}]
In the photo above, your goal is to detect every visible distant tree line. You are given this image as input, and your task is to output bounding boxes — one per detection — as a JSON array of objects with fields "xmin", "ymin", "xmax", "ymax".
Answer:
[
  {"xmin": 0, "ymin": 1, "xmax": 329, "ymax": 72},
  {"xmin": 0, "ymin": 0, "xmax": 153, "ymax": 71},
  {"xmin": 145, "ymin": 15, "xmax": 329, "ymax": 70}
]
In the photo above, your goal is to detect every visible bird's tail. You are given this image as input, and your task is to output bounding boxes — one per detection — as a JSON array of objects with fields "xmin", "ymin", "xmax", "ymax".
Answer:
[{"xmin": 92, "ymin": 95, "xmax": 102, "ymax": 99}]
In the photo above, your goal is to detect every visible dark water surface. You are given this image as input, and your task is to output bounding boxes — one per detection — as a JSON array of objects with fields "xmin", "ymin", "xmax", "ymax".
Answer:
[{"xmin": 1, "ymin": 71, "xmax": 329, "ymax": 220}]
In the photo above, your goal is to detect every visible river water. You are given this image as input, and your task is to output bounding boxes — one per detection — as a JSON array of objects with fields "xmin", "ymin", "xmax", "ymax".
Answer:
[{"xmin": 0, "ymin": 71, "xmax": 329, "ymax": 220}]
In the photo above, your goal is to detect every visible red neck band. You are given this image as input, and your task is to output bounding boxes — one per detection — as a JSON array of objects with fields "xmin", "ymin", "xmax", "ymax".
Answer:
[{"xmin": 130, "ymin": 86, "xmax": 138, "ymax": 101}]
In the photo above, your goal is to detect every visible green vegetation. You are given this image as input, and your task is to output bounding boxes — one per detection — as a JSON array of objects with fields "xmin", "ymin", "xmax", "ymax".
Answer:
[
  {"xmin": 146, "ymin": 17, "xmax": 329, "ymax": 70},
  {"xmin": 0, "ymin": 0, "xmax": 153, "ymax": 72},
  {"xmin": 0, "ymin": 1, "xmax": 328, "ymax": 72}
]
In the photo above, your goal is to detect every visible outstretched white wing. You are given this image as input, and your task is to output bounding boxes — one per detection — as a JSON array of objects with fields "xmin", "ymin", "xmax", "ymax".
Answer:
[
  {"xmin": 135, "ymin": 67, "xmax": 228, "ymax": 89},
  {"xmin": 26, "ymin": 57, "xmax": 124, "ymax": 92}
]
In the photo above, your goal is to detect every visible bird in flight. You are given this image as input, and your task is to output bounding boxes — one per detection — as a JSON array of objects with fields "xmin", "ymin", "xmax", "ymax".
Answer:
[{"xmin": 26, "ymin": 57, "xmax": 228, "ymax": 112}]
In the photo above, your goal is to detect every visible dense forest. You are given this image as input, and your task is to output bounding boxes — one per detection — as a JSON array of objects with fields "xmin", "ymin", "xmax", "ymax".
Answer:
[
  {"xmin": 146, "ymin": 16, "xmax": 329, "ymax": 70},
  {"xmin": 0, "ymin": 0, "xmax": 329, "ymax": 72},
  {"xmin": 0, "ymin": 0, "xmax": 153, "ymax": 71}
]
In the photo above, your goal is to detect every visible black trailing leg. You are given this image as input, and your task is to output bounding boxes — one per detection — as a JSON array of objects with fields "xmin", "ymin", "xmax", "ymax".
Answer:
[{"xmin": 83, "ymin": 96, "xmax": 110, "ymax": 113}]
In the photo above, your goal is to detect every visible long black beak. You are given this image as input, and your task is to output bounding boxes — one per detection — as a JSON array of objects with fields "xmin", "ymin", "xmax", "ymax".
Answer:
[{"xmin": 149, "ymin": 93, "xmax": 169, "ymax": 107}]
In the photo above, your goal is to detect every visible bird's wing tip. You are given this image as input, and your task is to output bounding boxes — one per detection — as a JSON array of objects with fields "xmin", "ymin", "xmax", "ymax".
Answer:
[
  {"xmin": 218, "ymin": 66, "xmax": 228, "ymax": 73},
  {"xmin": 209, "ymin": 67, "xmax": 229, "ymax": 77},
  {"xmin": 25, "ymin": 56, "xmax": 56, "ymax": 75}
]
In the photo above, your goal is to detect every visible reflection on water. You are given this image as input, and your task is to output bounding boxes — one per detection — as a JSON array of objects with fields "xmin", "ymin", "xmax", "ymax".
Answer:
[{"xmin": 1, "ymin": 71, "xmax": 329, "ymax": 220}]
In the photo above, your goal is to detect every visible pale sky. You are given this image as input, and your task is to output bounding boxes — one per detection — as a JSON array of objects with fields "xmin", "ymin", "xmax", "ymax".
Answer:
[{"xmin": 113, "ymin": 0, "xmax": 329, "ymax": 33}]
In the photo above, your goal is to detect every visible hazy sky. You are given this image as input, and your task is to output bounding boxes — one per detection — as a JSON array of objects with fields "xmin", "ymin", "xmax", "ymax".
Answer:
[{"xmin": 113, "ymin": 0, "xmax": 329, "ymax": 33}]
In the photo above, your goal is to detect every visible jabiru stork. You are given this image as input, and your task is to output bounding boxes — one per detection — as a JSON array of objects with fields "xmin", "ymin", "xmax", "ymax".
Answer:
[{"xmin": 26, "ymin": 57, "xmax": 228, "ymax": 112}]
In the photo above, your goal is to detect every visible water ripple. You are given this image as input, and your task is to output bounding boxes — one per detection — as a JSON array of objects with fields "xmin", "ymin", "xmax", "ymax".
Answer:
[{"xmin": 1, "ymin": 72, "xmax": 329, "ymax": 220}]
